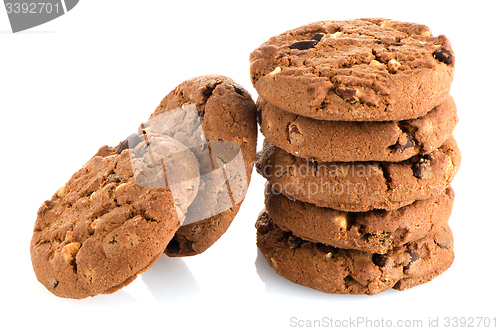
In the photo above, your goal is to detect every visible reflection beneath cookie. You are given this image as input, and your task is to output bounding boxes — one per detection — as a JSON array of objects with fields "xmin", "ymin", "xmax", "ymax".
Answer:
[
  {"xmin": 141, "ymin": 255, "xmax": 199, "ymax": 301},
  {"xmin": 81, "ymin": 286, "xmax": 139, "ymax": 304},
  {"xmin": 255, "ymin": 248, "xmax": 319, "ymax": 297}
]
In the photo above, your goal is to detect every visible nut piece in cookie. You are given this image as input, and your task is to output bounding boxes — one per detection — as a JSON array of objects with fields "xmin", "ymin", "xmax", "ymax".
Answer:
[
  {"xmin": 63, "ymin": 242, "xmax": 81, "ymax": 265},
  {"xmin": 387, "ymin": 59, "xmax": 401, "ymax": 73},
  {"xmin": 335, "ymin": 87, "xmax": 358, "ymax": 103}
]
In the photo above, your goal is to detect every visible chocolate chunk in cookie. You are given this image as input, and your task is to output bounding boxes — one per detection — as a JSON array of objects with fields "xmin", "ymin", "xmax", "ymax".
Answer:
[
  {"xmin": 289, "ymin": 40, "xmax": 319, "ymax": 50},
  {"xmin": 117, "ymin": 133, "xmax": 142, "ymax": 154},
  {"xmin": 433, "ymin": 49, "xmax": 453, "ymax": 65}
]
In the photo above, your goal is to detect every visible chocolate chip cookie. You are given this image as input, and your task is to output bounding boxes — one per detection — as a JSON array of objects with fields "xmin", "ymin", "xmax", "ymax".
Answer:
[
  {"xmin": 256, "ymin": 211, "xmax": 454, "ymax": 294},
  {"xmin": 256, "ymin": 136, "xmax": 460, "ymax": 212},
  {"xmin": 148, "ymin": 74, "xmax": 258, "ymax": 257},
  {"xmin": 31, "ymin": 137, "xmax": 200, "ymax": 299},
  {"xmin": 265, "ymin": 182, "xmax": 454, "ymax": 253},
  {"xmin": 259, "ymin": 95, "xmax": 457, "ymax": 162},
  {"xmin": 250, "ymin": 18, "xmax": 454, "ymax": 121}
]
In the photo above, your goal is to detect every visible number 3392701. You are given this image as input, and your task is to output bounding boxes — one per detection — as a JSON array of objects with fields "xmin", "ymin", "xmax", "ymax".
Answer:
[{"xmin": 5, "ymin": 2, "xmax": 61, "ymax": 14}]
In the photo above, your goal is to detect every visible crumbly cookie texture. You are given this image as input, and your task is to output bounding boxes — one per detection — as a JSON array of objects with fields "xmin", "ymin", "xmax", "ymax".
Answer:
[
  {"xmin": 250, "ymin": 18, "xmax": 454, "ymax": 121},
  {"xmin": 259, "ymin": 95, "xmax": 457, "ymax": 162},
  {"xmin": 151, "ymin": 74, "xmax": 258, "ymax": 257},
  {"xmin": 256, "ymin": 136, "xmax": 461, "ymax": 212},
  {"xmin": 30, "ymin": 139, "xmax": 197, "ymax": 299},
  {"xmin": 256, "ymin": 211, "xmax": 454, "ymax": 295},
  {"xmin": 265, "ymin": 183, "xmax": 454, "ymax": 253}
]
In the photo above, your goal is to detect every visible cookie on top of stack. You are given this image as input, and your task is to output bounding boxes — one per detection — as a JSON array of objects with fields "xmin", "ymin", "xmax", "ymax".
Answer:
[{"xmin": 250, "ymin": 18, "xmax": 461, "ymax": 294}]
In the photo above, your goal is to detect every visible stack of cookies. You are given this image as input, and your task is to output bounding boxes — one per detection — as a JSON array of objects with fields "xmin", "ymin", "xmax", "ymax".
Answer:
[{"xmin": 250, "ymin": 19, "xmax": 461, "ymax": 294}]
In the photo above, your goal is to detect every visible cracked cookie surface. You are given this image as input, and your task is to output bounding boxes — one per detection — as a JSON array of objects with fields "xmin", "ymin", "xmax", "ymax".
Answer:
[
  {"xmin": 256, "ymin": 210, "xmax": 454, "ymax": 295},
  {"xmin": 265, "ymin": 183, "xmax": 454, "ymax": 253},
  {"xmin": 256, "ymin": 136, "xmax": 460, "ymax": 212},
  {"xmin": 250, "ymin": 18, "xmax": 454, "ymax": 121},
  {"xmin": 30, "ymin": 138, "xmax": 199, "ymax": 299},
  {"xmin": 150, "ymin": 74, "xmax": 258, "ymax": 257},
  {"xmin": 259, "ymin": 95, "xmax": 457, "ymax": 162}
]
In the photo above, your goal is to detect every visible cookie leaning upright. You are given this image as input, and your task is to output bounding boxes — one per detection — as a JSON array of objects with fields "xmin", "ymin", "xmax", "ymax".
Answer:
[
  {"xmin": 150, "ymin": 75, "xmax": 258, "ymax": 257},
  {"xmin": 30, "ymin": 137, "xmax": 200, "ymax": 299},
  {"xmin": 250, "ymin": 18, "xmax": 454, "ymax": 121}
]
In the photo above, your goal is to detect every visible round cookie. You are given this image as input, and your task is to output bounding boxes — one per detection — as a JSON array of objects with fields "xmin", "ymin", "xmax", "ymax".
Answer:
[
  {"xmin": 265, "ymin": 182, "xmax": 454, "ymax": 253},
  {"xmin": 259, "ymin": 95, "xmax": 457, "ymax": 162},
  {"xmin": 30, "ymin": 137, "xmax": 200, "ymax": 299},
  {"xmin": 250, "ymin": 18, "xmax": 454, "ymax": 121},
  {"xmin": 256, "ymin": 210, "xmax": 454, "ymax": 295},
  {"xmin": 256, "ymin": 136, "xmax": 461, "ymax": 212},
  {"xmin": 148, "ymin": 74, "xmax": 258, "ymax": 257}
]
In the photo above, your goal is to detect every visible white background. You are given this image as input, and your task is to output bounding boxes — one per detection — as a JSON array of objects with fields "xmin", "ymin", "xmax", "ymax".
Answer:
[{"xmin": 1, "ymin": 1, "xmax": 499, "ymax": 330}]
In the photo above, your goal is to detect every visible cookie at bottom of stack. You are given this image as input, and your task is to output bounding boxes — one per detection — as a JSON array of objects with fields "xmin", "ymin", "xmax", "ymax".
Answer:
[{"xmin": 256, "ymin": 210, "xmax": 454, "ymax": 295}]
